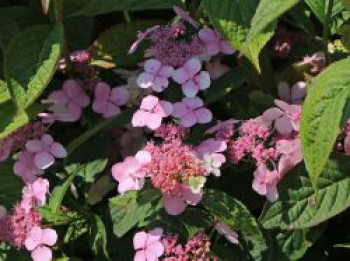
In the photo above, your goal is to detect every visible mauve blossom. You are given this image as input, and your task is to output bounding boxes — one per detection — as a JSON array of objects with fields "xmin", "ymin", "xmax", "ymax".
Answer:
[
  {"xmin": 172, "ymin": 58, "xmax": 211, "ymax": 98},
  {"xmin": 41, "ymin": 80, "xmax": 90, "ymax": 123},
  {"xmin": 25, "ymin": 134, "xmax": 67, "ymax": 170},
  {"xmin": 112, "ymin": 150, "xmax": 151, "ymax": 194},
  {"xmin": 25, "ymin": 226, "xmax": 57, "ymax": 261},
  {"xmin": 14, "ymin": 151, "xmax": 44, "ymax": 183},
  {"xmin": 252, "ymin": 164, "xmax": 280, "ymax": 202},
  {"xmin": 198, "ymin": 28, "xmax": 235, "ymax": 56},
  {"xmin": 276, "ymin": 138, "xmax": 302, "ymax": 176},
  {"xmin": 172, "ymin": 97, "xmax": 212, "ymax": 128},
  {"xmin": 137, "ymin": 59, "xmax": 174, "ymax": 92},
  {"xmin": 132, "ymin": 95, "xmax": 173, "ymax": 130},
  {"xmin": 133, "ymin": 228, "xmax": 165, "ymax": 261},
  {"xmin": 278, "ymin": 81, "xmax": 306, "ymax": 105},
  {"xmin": 92, "ymin": 82, "xmax": 129, "ymax": 118},
  {"xmin": 21, "ymin": 178, "xmax": 50, "ymax": 213},
  {"xmin": 129, "ymin": 25, "xmax": 160, "ymax": 54}
]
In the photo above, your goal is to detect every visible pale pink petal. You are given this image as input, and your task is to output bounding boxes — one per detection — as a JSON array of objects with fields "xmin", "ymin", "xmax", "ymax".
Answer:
[
  {"xmin": 173, "ymin": 6, "xmax": 200, "ymax": 28},
  {"xmin": 183, "ymin": 97, "xmax": 203, "ymax": 109},
  {"xmin": 205, "ymin": 42, "xmax": 220, "ymax": 56},
  {"xmin": 172, "ymin": 68, "xmax": 190, "ymax": 84},
  {"xmin": 95, "ymin": 82, "xmax": 111, "ymax": 100},
  {"xmin": 158, "ymin": 65, "xmax": 174, "ymax": 78},
  {"xmin": 194, "ymin": 108, "xmax": 213, "ymax": 124},
  {"xmin": 146, "ymin": 228, "xmax": 163, "ymax": 245},
  {"xmin": 137, "ymin": 72, "xmax": 155, "ymax": 89},
  {"xmin": 135, "ymin": 151, "xmax": 152, "ymax": 164},
  {"xmin": 41, "ymin": 134, "xmax": 54, "ymax": 147},
  {"xmin": 92, "ymin": 99, "xmax": 108, "ymax": 114},
  {"xmin": 198, "ymin": 28, "xmax": 217, "ymax": 43},
  {"xmin": 145, "ymin": 113, "xmax": 163, "ymax": 130},
  {"xmin": 134, "ymin": 250, "xmax": 147, "ymax": 261},
  {"xmin": 172, "ymin": 102, "xmax": 188, "ymax": 118},
  {"xmin": 275, "ymin": 116, "xmax": 294, "ymax": 135},
  {"xmin": 63, "ymin": 80, "xmax": 82, "ymax": 98},
  {"xmin": 263, "ymin": 108, "xmax": 284, "ymax": 122},
  {"xmin": 26, "ymin": 140, "xmax": 44, "ymax": 153},
  {"xmin": 154, "ymin": 101, "xmax": 173, "ymax": 117},
  {"xmin": 111, "ymin": 87, "xmax": 129, "ymax": 106},
  {"xmin": 46, "ymin": 90, "xmax": 68, "ymax": 105},
  {"xmin": 147, "ymin": 241, "xmax": 164, "ymax": 258},
  {"xmin": 144, "ymin": 59, "xmax": 162, "ymax": 74},
  {"xmin": 163, "ymin": 194, "xmax": 186, "ymax": 216},
  {"xmin": 31, "ymin": 246, "xmax": 52, "ymax": 261},
  {"xmin": 182, "ymin": 80, "xmax": 199, "ymax": 98},
  {"xmin": 118, "ymin": 177, "xmax": 137, "ymax": 194},
  {"xmin": 49, "ymin": 142, "xmax": 67, "ymax": 158},
  {"xmin": 181, "ymin": 185, "xmax": 202, "ymax": 205},
  {"xmin": 34, "ymin": 151, "xmax": 55, "ymax": 170},
  {"xmin": 291, "ymin": 81, "xmax": 306, "ymax": 101},
  {"xmin": 197, "ymin": 71, "xmax": 211, "ymax": 90},
  {"xmin": 112, "ymin": 162, "xmax": 128, "ymax": 182},
  {"xmin": 103, "ymin": 103, "xmax": 120, "ymax": 118},
  {"xmin": 134, "ymin": 231, "xmax": 148, "ymax": 250},
  {"xmin": 219, "ymin": 40, "xmax": 235, "ymax": 55},
  {"xmin": 183, "ymin": 58, "xmax": 202, "ymax": 77},
  {"xmin": 152, "ymin": 77, "xmax": 169, "ymax": 92},
  {"xmin": 180, "ymin": 112, "xmax": 197, "ymax": 128},
  {"xmin": 266, "ymin": 185, "xmax": 279, "ymax": 202},
  {"xmin": 75, "ymin": 92, "xmax": 90, "ymax": 107},
  {"xmin": 25, "ymin": 226, "xmax": 42, "ymax": 251},
  {"xmin": 132, "ymin": 110, "xmax": 148, "ymax": 127},
  {"xmin": 41, "ymin": 228, "xmax": 57, "ymax": 246},
  {"xmin": 62, "ymin": 103, "xmax": 82, "ymax": 122},
  {"xmin": 140, "ymin": 95, "xmax": 159, "ymax": 111}
]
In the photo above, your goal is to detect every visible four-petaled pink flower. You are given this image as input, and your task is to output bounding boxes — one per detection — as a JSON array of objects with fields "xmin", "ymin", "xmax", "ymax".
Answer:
[
  {"xmin": 25, "ymin": 226, "xmax": 57, "ymax": 261},
  {"xmin": 132, "ymin": 95, "xmax": 173, "ymax": 130},
  {"xmin": 276, "ymin": 138, "xmax": 302, "ymax": 177},
  {"xmin": 163, "ymin": 185, "xmax": 202, "ymax": 216},
  {"xmin": 133, "ymin": 228, "xmax": 165, "ymax": 261},
  {"xmin": 262, "ymin": 100, "xmax": 301, "ymax": 135},
  {"xmin": 172, "ymin": 97, "xmax": 213, "ymax": 128},
  {"xmin": 25, "ymin": 134, "xmax": 67, "ymax": 170},
  {"xmin": 92, "ymin": 82, "xmax": 129, "ymax": 118},
  {"xmin": 198, "ymin": 28, "xmax": 235, "ymax": 56},
  {"xmin": 41, "ymin": 80, "xmax": 90, "ymax": 123},
  {"xmin": 112, "ymin": 150, "xmax": 151, "ymax": 194},
  {"xmin": 21, "ymin": 178, "xmax": 50, "ymax": 213},
  {"xmin": 14, "ymin": 151, "xmax": 44, "ymax": 183},
  {"xmin": 278, "ymin": 81, "xmax": 306, "ymax": 105},
  {"xmin": 172, "ymin": 58, "xmax": 211, "ymax": 98},
  {"xmin": 137, "ymin": 59, "xmax": 174, "ymax": 92},
  {"xmin": 252, "ymin": 164, "xmax": 280, "ymax": 202}
]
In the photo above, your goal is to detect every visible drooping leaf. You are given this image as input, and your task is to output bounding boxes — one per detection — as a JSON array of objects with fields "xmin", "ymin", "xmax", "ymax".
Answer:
[
  {"xmin": 4, "ymin": 23, "xmax": 63, "ymax": 110},
  {"xmin": 203, "ymin": 189, "xmax": 268, "ymax": 261},
  {"xmin": 300, "ymin": 58, "xmax": 350, "ymax": 189},
  {"xmin": 70, "ymin": 0, "xmax": 181, "ymax": 17},
  {"xmin": 245, "ymin": 0, "xmax": 299, "ymax": 48},
  {"xmin": 0, "ymin": 159, "xmax": 23, "ymax": 209},
  {"xmin": 305, "ymin": 0, "xmax": 327, "ymax": 24},
  {"xmin": 261, "ymin": 154, "xmax": 350, "ymax": 229},
  {"xmin": 203, "ymin": 0, "xmax": 274, "ymax": 71},
  {"xmin": 92, "ymin": 20, "xmax": 163, "ymax": 68},
  {"xmin": 108, "ymin": 188, "xmax": 162, "ymax": 238},
  {"xmin": 90, "ymin": 214, "xmax": 109, "ymax": 260}
]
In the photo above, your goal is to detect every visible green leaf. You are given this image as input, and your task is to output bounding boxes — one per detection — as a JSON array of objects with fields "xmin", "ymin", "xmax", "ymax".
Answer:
[
  {"xmin": 205, "ymin": 66, "xmax": 249, "ymax": 104},
  {"xmin": 203, "ymin": 189, "xmax": 268, "ymax": 261},
  {"xmin": 4, "ymin": 23, "xmax": 63, "ymax": 110},
  {"xmin": 66, "ymin": 158, "xmax": 108, "ymax": 184},
  {"xmin": 92, "ymin": 20, "xmax": 163, "ymax": 68},
  {"xmin": 245, "ymin": 0, "xmax": 300, "ymax": 49},
  {"xmin": 90, "ymin": 214, "xmax": 109, "ymax": 260},
  {"xmin": 39, "ymin": 205, "xmax": 77, "ymax": 225},
  {"xmin": 108, "ymin": 188, "xmax": 162, "ymax": 238},
  {"xmin": 0, "ymin": 159, "xmax": 23, "ymax": 209},
  {"xmin": 70, "ymin": 0, "xmax": 181, "ymax": 17},
  {"xmin": 339, "ymin": 23, "xmax": 350, "ymax": 50},
  {"xmin": 305, "ymin": 0, "xmax": 327, "ymax": 24},
  {"xmin": 341, "ymin": 0, "xmax": 350, "ymax": 11},
  {"xmin": 300, "ymin": 58, "xmax": 350, "ymax": 189},
  {"xmin": 203, "ymin": 0, "xmax": 274, "ymax": 71},
  {"xmin": 335, "ymin": 242, "xmax": 350, "ymax": 248},
  {"xmin": 260, "ymin": 154, "xmax": 350, "ymax": 229}
]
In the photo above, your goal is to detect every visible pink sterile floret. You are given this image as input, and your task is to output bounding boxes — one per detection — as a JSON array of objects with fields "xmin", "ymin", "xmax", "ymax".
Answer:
[
  {"xmin": 137, "ymin": 59, "xmax": 174, "ymax": 92},
  {"xmin": 198, "ymin": 28, "xmax": 235, "ymax": 56},
  {"xmin": 25, "ymin": 226, "xmax": 58, "ymax": 261},
  {"xmin": 163, "ymin": 184, "xmax": 203, "ymax": 216},
  {"xmin": 25, "ymin": 134, "xmax": 67, "ymax": 170},
  {"xmin": 14, "ymin": 151, "xmax": 44, "ymax": 183},
  {"xmin": 41, "ymin": 80, "xmax": 90, "ymax": 123},
  {"xmin": 132, "ymin": 95, "xmax": 173, "ymax": 130},
  {"xmin": 128, "ymin": 25, "xmax": 160, "ymax": 54},
  {"xmin": 92, "ymin": 82, "xmax": 129, "ymax": 118},
  {"xmin": 133, "ymin": 228, "xmax": 165, "ymax": 261},
  {"xmin": 276, "ymin": 138, "xmax": 302, "ymax": 176},
  {"xmin": 112, "ymin": 150, "xmax": 152, "ymax": 194},
  {"xmin": 172, "ymin": 97, "xmax": 212, "ymax": 128},
  {"xmin": 215, "ymin": 222, "xmax": 239, "ymax": 245},
  {"xmin": 262, "ymin": 99, "xmax": 301, "ymax": 135},
  {"xmin": 21, "ymin": 178, "xmax": 50, "ymax": 213},
  {"xmin": 173, "ymin": 6, "xmax": 200, "ymax": 28},
  {"xmin": 172, "ymin": 58, "xmax": 211, "ymax": 98},
  {"xmin": 252, "ymin": 164, "xmax": 280, "ymax": 202},
  {"xmin": 278, "ymin": 81, "xmax": 306, "ymax": 105}
]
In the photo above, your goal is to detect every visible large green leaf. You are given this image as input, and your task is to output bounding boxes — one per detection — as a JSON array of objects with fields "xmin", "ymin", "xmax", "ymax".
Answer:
[
  {"xmin": 203, "ymin": 0, "xmax": 274, "ymax": 70},
  {"xmin": 92, "ymin": 20, "xmax": 162, "ymax": 68},
  {"xmin": 300, "ymin": 58, "xmax": 350, "ymax": 189},
  {"xmin": 70, "ymin": 0, "xmax": 181, "ymax": 17},
  {"xmin": 245, "ymin": 0, "xmax": 299, "ymax": 49},
  {"xmin": 342, "ymin": 0, "xmax": 350, "ymax": 10},
  {"xmin": 305, "ymin": 0, "xmax": 327, "ymax": 24},
  {"xmin": 203, "ymin": 189, "xmax": 268, "ymax": 261},
  {"xmin": 4, "ymin": 23, "xmax": 63, "ymax": 110},
  {"xmin": 108, "ymin": 188, "xmax": 162, "ymax": 238},
  {"xmin": 90, "ymin": 214, "xmax": 109, "ymax": 260},
  {"xmin": 0, "ymin": 160, "xmax": 23, "ymax": 209},
  {"xmin": 261, "ymin": 154, "xmax": 350, "ymax": 229}
]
